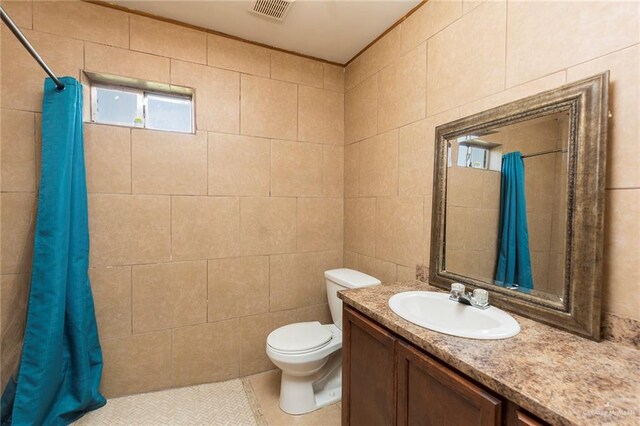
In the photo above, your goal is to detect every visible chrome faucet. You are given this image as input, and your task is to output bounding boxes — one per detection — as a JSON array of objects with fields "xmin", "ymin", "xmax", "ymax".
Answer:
[{"xmin": 449, "ymin": 283, "xmax": 490, "ymax": 310}]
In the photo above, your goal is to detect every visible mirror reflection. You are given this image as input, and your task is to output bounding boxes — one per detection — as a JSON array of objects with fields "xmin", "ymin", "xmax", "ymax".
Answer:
[{"xmin": 444, "ymin": 111, "xmax": 570, "ymax": 303}]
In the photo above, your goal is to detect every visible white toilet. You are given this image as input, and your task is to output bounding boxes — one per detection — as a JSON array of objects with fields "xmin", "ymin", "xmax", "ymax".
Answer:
[{"xmin": 265, "ymin": 268, "xmax": 381, "ymax": 415}]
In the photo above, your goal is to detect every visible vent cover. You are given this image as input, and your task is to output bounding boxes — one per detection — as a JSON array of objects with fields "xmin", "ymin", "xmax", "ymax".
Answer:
[{"xmin": 249, "ymin": 0, "xmax": 295, "ymax": 21}]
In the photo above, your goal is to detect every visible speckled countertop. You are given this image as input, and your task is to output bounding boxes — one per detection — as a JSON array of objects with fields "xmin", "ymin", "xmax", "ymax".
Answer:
[{"xmin": 339, "ymin": 281, "xmax": 640, "ymax": 426}]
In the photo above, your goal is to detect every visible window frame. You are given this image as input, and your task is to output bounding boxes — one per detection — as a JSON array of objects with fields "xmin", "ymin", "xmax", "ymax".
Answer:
[
  {"xmin": 144, "ymin": 91, "xmax": 194, "ymax": 134},
  {"xmin": 90, "ymin": 83, "xmax": 194, "ymax": 134},
  {"xmin": 457, "ymin": 143, "xmax": 490, "ymax": 170},
  {"xmin": 90, "ymin": 84, "xmax": 144, "ymax": 128}
]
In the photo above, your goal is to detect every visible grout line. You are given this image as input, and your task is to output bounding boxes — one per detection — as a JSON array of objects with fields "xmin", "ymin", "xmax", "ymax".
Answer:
[
  {"xmin": 504, "ymin": 0, "xmax": 508, "ymax": 91},
  {"xmin": 425, "ymin": 40, "xmax": 429, "ymax": 118},
  {"xmin": 268, "ymin": 255, "xmax": 272, "ymax": 312},
  {"xmin": 565, "ymin": 42, "xmax": 640, "ymax": 74},
  {"xmin": 238, "ymin": 198, "xmax": 245, "ymax": 258},
  {"xmin": 296, "ymin": 84, "xmax": 299, "ymax": 141},
  {"xmin": 205, "ymin": 30, "xmax": 209, "ymax": 66},
  {"xmin": 374, "ymin": 74, "xmax": 379, "ymax": 137},
  {"xmin": 81, "ymin": 247, "xmax": 402, "ymax": 273},
  {"xmin": 237, "ymin": 72, "xmax": 242, "ymax": 135},
  {"xmin": 320, "ymin": 145, "xmax": 325, "ymax": 196},
  {"xmin": 205, "ymin": 259, "xmax": 209, "ymax": 323},
  {"xmin": 268, "ymin": 140, "xmax": 272, "ymax": 197},
  {"xmin": 33, "ymin": 112, "xmax": 38, "ymax": 189},
  {"xmin": 169, "ymin": 328, "xmax": 174, "ymax": 386},
  {"xmin": 355, "ymin": 142, "xmax": 360, "ymax": 196},
  {"xmin": 130, "ymin": 266, "xmax": 134, "ymax": 335},
  {"xmin": 129, "ymin": 128, "xmax": 133, "ymax": 194},
  {"xmin": 0, "ymin": 184, "xmax": 634, "ymax": 198},
  {"xmin": 294, "ymin": 197, "xmax": 299, "ymax": 252},
  {"xmin": 82, "ymin": 40, "xmax": 87, "ymax": 79},
  {"xmin": 396, "ymin": 129, "xmax": 400, "ymax": 197},
  {"xmin": 236, "ymin": 195, "xmax": 241, "ymax": 263},
  {"xmin": 374, "ymin": 196, "xmax": 378, "ymax": 259}
]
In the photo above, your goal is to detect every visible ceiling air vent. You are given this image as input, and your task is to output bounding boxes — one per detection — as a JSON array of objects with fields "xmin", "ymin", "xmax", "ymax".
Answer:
[{"xmin": 249, "ymin": 0, "xmax": 295, "ymax": 22}]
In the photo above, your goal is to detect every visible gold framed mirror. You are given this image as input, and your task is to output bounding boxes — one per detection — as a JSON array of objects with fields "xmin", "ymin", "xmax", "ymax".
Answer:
[{"xmin": 429, "ymin": 72, "xmax": 609, "ymax": 340}]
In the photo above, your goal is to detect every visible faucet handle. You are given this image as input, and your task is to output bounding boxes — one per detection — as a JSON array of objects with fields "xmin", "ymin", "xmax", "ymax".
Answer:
[
  {"xmin": 450, "ymin": 283, "xmax": 465, "ymax": 298},
  {"xmin": 472, "ymin": 289, "xmax": 489, "ymax": 305}
]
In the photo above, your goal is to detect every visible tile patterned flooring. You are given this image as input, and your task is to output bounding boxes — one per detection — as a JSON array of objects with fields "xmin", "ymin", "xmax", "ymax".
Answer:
[{"xmin": 76, "ymin": 370, "xmax": 341, "ymax": 426}]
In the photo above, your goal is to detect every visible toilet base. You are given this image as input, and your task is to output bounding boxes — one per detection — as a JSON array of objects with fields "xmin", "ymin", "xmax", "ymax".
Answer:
[{"xmin": 279, "ymin": 351, "xmax": 342, "ymax": 415}]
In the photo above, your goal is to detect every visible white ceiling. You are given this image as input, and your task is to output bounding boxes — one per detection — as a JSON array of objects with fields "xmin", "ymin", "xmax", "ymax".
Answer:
[{"xmin": 112, "ymin": 0, "xmax": 422, "ymax": 64}]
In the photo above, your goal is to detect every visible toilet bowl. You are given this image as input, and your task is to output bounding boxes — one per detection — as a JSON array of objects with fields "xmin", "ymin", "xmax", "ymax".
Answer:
[{"xmin": 265, "ymin": 268, "xmax": 381, "ymax": 415}]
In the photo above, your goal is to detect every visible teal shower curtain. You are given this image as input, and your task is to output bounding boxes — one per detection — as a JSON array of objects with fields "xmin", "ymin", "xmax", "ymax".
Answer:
[
  {"xmin": 1, "ymin": 77, "xmax": 106, "ymax": 425},
  {"xmin": 494, "ymin": 152, "xmax": 534, "ymax": 290}
]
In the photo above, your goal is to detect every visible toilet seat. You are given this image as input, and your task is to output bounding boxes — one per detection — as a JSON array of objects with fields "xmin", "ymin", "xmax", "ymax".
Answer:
[{"xmin": 267, "ymin": 322, "xmax": 333, "ymax": 354}]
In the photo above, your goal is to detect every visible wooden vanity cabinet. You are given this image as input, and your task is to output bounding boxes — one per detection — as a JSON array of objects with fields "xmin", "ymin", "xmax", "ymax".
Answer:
[
  {"xmin": 342, "ymin": 304, "xmax": 397, "ymax": 426},
  {"xmin": 342, "ymin": 306, "xmax": 546, "ymax": 426},
  {"xmin": 396, "ymin": 341, "xmax": 501, "ymax": 425}
]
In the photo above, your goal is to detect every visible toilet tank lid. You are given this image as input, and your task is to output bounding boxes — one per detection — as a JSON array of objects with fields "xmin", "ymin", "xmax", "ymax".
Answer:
[{"xmin": 324, "ymin": 268, "xmax": 381, "ymax": 289}]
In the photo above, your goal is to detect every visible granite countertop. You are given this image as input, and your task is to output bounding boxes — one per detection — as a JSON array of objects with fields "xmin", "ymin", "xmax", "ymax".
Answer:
[{"xmin": 339, "ymin": 281, "xmax": 640, "ymax": 426}]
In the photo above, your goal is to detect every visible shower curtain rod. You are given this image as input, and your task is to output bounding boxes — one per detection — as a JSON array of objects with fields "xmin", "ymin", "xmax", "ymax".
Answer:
[
  {"xmin": 521, "ymin": 148, "xmax": 567, "ymax": 159},
  {"xmin": 1, "ymin": 6, "xmax": 65, "ymax": 91}
]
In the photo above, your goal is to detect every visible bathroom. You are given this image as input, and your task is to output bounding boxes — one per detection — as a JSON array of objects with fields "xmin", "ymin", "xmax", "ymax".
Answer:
[{"xmin": 0, "ymin": 0, "xmax": 638, "ymax": 424}]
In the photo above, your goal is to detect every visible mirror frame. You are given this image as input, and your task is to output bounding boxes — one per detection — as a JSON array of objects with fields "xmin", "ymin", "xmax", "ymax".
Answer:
[{"xmin": 429, "ymin": 72, "xmax": 609, "ymax": 341}]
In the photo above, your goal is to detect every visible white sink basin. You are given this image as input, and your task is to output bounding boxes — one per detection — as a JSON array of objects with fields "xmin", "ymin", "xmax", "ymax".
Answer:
[{"xmin": 388, "ymin": 291, "xmax": 520, "ymax": 340}]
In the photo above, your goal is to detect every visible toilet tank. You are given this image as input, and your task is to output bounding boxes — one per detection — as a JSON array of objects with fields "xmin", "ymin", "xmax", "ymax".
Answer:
[{"xmin": 324, "ymin": 268, "xmax": 381, "ymax": 330}]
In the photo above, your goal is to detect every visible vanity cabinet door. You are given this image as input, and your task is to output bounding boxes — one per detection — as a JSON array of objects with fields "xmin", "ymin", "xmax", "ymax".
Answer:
[
  {"xmin": 513, "ymin": 411, "xmax": 544, "ymax": 426},
  {"xmin": 343, "ymin": 307, "xmax": 397, "ymax": 426},
  {"xmin": 397, "ymin": 341, "xmax": 502, "ymax": 426},
  {"xmin": 505, "ymin": 402, "xmax": 547, "ymax": 426}
]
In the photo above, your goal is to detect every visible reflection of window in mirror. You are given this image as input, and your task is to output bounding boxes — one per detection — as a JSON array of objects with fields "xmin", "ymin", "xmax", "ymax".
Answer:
[
  {"xmin": 447, "ymin": 142, "xmax": 452, "ymax": 167},
  {"xmin": 455, "ymin": 136, "xmax": 502, "ymax": 171},
  {"xmin": 457, "ymin": 144, "xmax": 488, "ymax": 169},
  {"xmin": 470, "ymin": 145, "xmax": 487, "ymax": 168},
  {"xmin": 487, "ymin": 146, "xmax": 502, "ymax": 171}
]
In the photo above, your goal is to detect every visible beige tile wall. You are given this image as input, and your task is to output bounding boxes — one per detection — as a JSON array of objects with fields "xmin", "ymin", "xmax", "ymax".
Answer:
[
  {"xmin": 2, "ymin": 0, "xmax": 638, "ymax": 398},
  {"xmin": 344, "ymin": 0, "xmax": 640, "ymax": 323},
  {"xmin": 0, "ymin": 0, "xmax": 343, "ymax": 396},
  {"xmin": 444, "ymin": 166, "xmax": 500, "ymax": 283}
]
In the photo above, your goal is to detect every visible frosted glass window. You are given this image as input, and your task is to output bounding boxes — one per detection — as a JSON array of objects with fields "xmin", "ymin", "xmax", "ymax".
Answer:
[
  {"xmin": 91, "ymin": 84, "xmax": 193, "ymax": 134},
  {"xmin": 146, "ymin": 93, "xmax": 192, "ymax": 133},
  {"xmin": 93, "ymin": 86, "xmax": 143, "ymax": 127},
  {"xmin": 457, "ymin": 144, "xmax": 489, "ymax": 169},
  {"xmin": 469, "ymin": 146, "xmax": 488, "ymax": 168},
  {"xmin": 457, "ymin": 145, "xmax": 469, "ymax": 167}
]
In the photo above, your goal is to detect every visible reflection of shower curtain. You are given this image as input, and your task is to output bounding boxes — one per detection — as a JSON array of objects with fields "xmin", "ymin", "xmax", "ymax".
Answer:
[
  {"xmin": 495, "ymin": 152, "xmax": 534, "ymax": 290},
  {"xmin": 1, "ymin": 77, "xmax": 106, "ymax": 425}
]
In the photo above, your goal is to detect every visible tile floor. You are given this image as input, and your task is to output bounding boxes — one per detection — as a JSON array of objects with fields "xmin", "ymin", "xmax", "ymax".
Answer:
[{"xmin": 75, "ymin": 369, "xmax": 341, "ymax": 426}]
